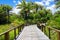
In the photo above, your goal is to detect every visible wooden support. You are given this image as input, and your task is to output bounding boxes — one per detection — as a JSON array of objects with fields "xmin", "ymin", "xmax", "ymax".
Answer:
[
  {"xmin": 44, "ymin": 26, "xmax": 46, "ymax": 33},
  {"xmin": 58, "ymin": 32, "xmax": 60, "ymax": 40},
  {"xmin": 14, "ymin": 28, "xmax": 16, "ymax": 40},
  {"xmin": 48, "ymin": 28, "xmax": 51, "ymax": 39},
  {"xmin": 21, "ymin": 27, "xmax": 22, "ymax": 32},
  {"xmin": 18, "ymin": 27, "xmax": 20, "ymax": 35},
  {"xmin": 41, "ymin": 26, "xmax": 44, "ymax": 32},
  {"xmin": 42, "ymin": 27, "xmax": 43, "ymax": 32},
  {"xmin": 5, "ymin": 32, "xmax": 9, "ymax": 40},
  {"xmin": 19, "ymin": 26, "xmax": 20, "ymax": 32}
]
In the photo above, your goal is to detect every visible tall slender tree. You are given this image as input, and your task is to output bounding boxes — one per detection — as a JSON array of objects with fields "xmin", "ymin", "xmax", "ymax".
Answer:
[
  {"xmin": 17, "ymin": 0, "xmax": 33, "ymax": 20},
  {"xmin": 0, "ymin": 4, "xmax": 12, "ymax": 24},
  {"xmin": 32, "ymin": 3, "xmax": 44, "ymax": 13}
]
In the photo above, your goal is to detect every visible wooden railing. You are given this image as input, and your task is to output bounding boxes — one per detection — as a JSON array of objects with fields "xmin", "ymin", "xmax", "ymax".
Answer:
[
  {"xmin": 0, "ymin": 24, "xmax": 24, "ymax": 40},
  {"xmin": 39, "ymin": 25, "xmax": 60, "ymax": 40}
]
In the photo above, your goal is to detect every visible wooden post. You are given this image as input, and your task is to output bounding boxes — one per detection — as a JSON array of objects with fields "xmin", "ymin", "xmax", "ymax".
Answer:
[
  {"xmin": 5, "ymin": 32, "xmax": 9, "ymax": 40},
  {"xmin": 49, "ymin": 28, "xmax": 51, "ymax": 39},
  {"xmin": 19, "ymin": 26, "xmax": 21, "ymax": 32},
  {"xmin": 41, "ymin": 26, "xmax": 43, "ymax": 32},
  {"xmin": 14, "ymin": 28, "xmax": 16, "ymax": 40},
  {"xmin": 21, "ymin": 27, "xmax": 23, "ymax": 32},
  {"xmin": 44, "ymin": 26, "xmax": 46, "ymax": 34},
  {"xmin": 58, "ymin": 32, "xmax": 60, "ymax": 40},
  {"xmin": 41, "ymin": 25, "xmax": 44, "ymax": 32},
  {"xmin": 18, "ymin": 27, "xmax": 19, "ymax": 35}
]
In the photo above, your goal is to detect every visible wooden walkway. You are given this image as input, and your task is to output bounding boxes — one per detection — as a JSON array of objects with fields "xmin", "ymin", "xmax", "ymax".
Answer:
[{"xmin": 16, "ymin": 25, "xmax": 50, "ymax": 40}]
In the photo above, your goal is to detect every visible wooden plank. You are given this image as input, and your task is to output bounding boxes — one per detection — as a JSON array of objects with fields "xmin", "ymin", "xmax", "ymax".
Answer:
[{"xmin": 16, "ymin": 25, "xmax": 50, "ymax": 40}]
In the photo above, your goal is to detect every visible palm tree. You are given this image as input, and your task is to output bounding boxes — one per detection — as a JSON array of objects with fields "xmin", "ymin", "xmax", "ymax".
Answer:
[
  {"xmin": 17, "ymin": 0, "xmax": 33, "ymax": 20},
  {"xmin": 0, "ymin": 4, "xmax": 12, "ymax": 23},
  {"xmin": 32, "ymin": 3, "xmax": 44, "ymax": 13},
  {"xmin": 4, "ymin": 5, "xmax": 12, "ymax": 23}
]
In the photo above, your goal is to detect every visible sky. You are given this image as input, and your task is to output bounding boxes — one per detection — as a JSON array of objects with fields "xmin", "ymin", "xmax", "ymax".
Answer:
[{"xmin": 0, "ymin": 0, "xmax": 56, "ymax": 14}]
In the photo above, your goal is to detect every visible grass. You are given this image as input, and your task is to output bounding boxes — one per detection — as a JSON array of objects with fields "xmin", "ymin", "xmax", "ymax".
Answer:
[
  {"xmin": 0, "ymin": 29, "xmax": 18, "ymax": 40},
  {"xmin": 0, "ymin": 22, "xmax": 22, "ymax": 40},
  {"xmin": 0, "ymin": 19, "xmax": 25, "ymax": 40},
  {"xmin": 0, "ymin": 24, "xmax": 10, "ymax": 33},
  {"xmin": 9, "ymin": 29, "xmax": 18, "ymax": 40},
  {"xmin": 0, "ymin": 24, "xmax": 21, "ymax": 40}
]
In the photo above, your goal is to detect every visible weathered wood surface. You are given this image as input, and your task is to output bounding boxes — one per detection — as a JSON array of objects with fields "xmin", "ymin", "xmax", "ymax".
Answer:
[{"xmin": 16, "ymin": 25, "xmax": 50, "ymax": 40}]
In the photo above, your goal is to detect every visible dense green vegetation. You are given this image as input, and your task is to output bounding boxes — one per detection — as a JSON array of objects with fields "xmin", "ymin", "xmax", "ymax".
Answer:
[
  {"xmin": 0, "ymin": 0, "xmax": 60, "ymax": 40},
  {"xmin": 0, "ymin": 5, "xmax": 12, "ymax": 24},
  {"xmin": 46, "ymin": 0, "xmax": 60, "ymax": 29}
]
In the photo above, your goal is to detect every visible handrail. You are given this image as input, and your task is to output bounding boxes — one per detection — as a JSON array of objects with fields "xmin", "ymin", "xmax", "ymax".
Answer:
[
  {"xmin": 39, "ymin": 25, "xmax": 60, "ymax": 40},
  {"xmin": 48, "ymin": 27, "xmax": 60, "ymax": 32},
  {"xmin": 0, "ymin": 26, "xmax": 18, "ymax": 36},
  {"xmin": 0, "ymin": 24, "xmax": 24, "ymax": 40},
  {"xmin": 47, "ymin": 27, "xmax": 60, "ymax": 40}
]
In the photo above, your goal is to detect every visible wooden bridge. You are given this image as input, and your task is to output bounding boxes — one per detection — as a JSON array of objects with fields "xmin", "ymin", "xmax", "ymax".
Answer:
[
  {"xmin": 16, "ymin": 25, "xmax": 49, "ymax": 40},
  {"xmin": 0, "ymin": 24, "xmax": 60, "ymax": 40}
]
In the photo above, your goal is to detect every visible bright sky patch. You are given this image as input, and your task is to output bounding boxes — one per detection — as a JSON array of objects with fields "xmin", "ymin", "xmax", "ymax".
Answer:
[{"xmin": 0, "ymin": 0, "xmax": 56, "ymax": 14}]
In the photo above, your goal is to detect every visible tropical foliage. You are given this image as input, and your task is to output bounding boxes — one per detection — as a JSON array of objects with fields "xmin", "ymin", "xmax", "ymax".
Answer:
[
  {"xmin": 0, "ymin": 0, "xmax": 60, "ymax": 40},
  {"xmin": 0, "ymin": 4, "xmax": 12, "ymax": 24},
  {"xmin": 47, "ymin": 10, "xmax": 60, "ymax": 29}
]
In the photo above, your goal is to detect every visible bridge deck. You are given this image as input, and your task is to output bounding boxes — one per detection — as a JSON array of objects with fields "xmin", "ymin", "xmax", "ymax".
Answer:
[{"xmin": 16, "ymin": 25, "xmax": 50, "ymax": 40}]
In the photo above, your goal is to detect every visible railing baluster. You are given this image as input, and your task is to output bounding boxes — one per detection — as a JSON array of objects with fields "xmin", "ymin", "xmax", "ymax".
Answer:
[
  {"xmin": 21, "ymin": 27, "xmax": 22, "ymax": 32},
  {"xmin": 44, "ymin": 26, "xmax": 46, "ymax": 33},
  {"xmin": 19, "ymin": 26, "xmax": 21, "ymax": 32},
  {"xmin": 14, "ymin": 28, "xmax": 16, "ymax": 40},
  {"xmin": 5, "ymin": 32, "xmax": 9, "ymax": 40},
  {"xmin": 58, "ymin": 32, "xmax": 60, "ymax": 40},
  {"xmin": 49, "ymin": 28, "xmax": 51, "ymax": 39},
  {"xmin": 41, "ymin": 25, "xmax": 44, "ymax": 32},
  {"xmin": 42, "ymin": 26, "xmax": 43, "ymax": 32},
  {"xmin": 18, "ymin": 27, "xmax": 19, "ymax": 35}
]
